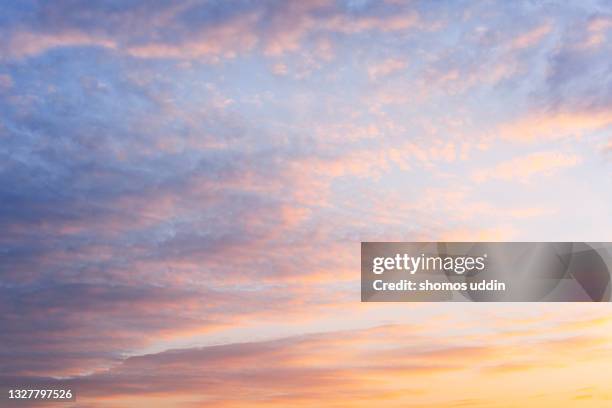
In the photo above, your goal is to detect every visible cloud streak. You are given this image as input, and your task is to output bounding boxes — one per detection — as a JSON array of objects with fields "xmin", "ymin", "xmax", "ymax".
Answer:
[{"xmin": 3, "ymin": 315, "xmax": 612, "ymax": 407}]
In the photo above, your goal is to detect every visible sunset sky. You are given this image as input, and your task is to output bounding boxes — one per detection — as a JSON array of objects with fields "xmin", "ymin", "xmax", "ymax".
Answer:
[{"xmin": 1, "ymin": 0, "xmax": 612, "ymax": 406}]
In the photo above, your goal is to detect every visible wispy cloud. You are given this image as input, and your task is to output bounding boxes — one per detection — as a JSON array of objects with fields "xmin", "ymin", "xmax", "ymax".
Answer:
[{"xmin": 472, "ymin": 151, "xmax": 581, "ymax": 183}]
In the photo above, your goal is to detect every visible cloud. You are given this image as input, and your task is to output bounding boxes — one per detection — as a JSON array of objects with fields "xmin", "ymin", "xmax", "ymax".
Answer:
[
  {"xmin": 0, "ymin": 281, "xmax": 330, "ymax": 376},
  {"xmin": 0, "ymin": 53, "xmax": 359, "ymax": 376},
  {"xmin": 367, "ymin": 57, "xmax": 408, "ymax": 80},
  {"xmin": 2, "ymin": 318, "xmax": 611, "ymax": 407},
  {"xmin": 510, "ymin": 23, "xmax": 552, "ymax": 50},
  {"xmin": 4, "ymin": 31, "xmax": 118, "ymax": 60},
  {"xmin": 495, "ymin": 111, "xmax": 612, "ymax": 142},
  {"xmin": 0, "ymin": 1, "xmax": 428, "ymax": 61},
  {"xmin": 1, "ymin": 2, "xmax": 612, "ymax": 404},
  {"xmin": 271, "ymin": 62, "xmax": 288, "ymax": 76},
  {"xmin": 472, "ymin": 151, "xmax": 581, "ymax": 183}
]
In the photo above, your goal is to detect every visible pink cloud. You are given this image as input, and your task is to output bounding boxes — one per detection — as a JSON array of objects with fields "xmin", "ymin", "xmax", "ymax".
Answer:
[
  {"xmin": 472, "ymin": 151, "xmax": 581, "ymax": 183},
  {"xmin": 367, "ymin": 57, "xmax": 408, "ymax": 80},
  {"xmin": 11, "ymin": 316, "xmax": 611, "ymax": 407},
  {"xmin": 496, "ymin": 111, "xmax": 612, "ymax": 142}
]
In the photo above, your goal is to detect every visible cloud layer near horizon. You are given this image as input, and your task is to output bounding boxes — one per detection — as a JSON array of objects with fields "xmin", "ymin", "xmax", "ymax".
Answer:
[
  {"xmin": 1, "ymin": 0, "xmax": 612, "ymax": 406},
  {"xmin": 3, "ymin": 312, "xmax": 612, "ymax": 407}
]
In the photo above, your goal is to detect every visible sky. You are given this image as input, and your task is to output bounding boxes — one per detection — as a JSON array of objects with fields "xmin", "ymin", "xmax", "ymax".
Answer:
[{"xmin": 1, "ymin": 0, "xmax": 612, "ymax": 406}]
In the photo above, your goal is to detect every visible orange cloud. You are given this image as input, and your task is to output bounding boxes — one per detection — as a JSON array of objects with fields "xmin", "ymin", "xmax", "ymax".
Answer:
[{"xmin": 17, "ymin": 317, "xmax": 612, "ymax": 407}]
